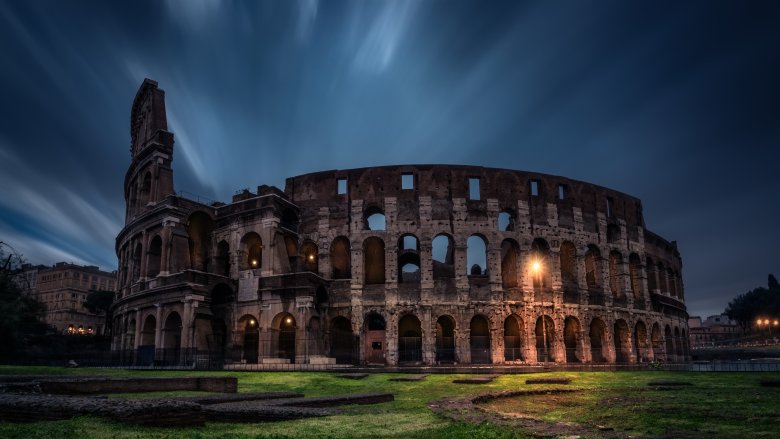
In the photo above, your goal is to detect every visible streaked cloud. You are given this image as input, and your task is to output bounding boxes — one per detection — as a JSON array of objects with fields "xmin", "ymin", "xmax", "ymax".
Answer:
[
  {"xmin": 353, "ymin": 0, "xmax": 417, "ymax": 73},
  {"xmin": 0, "ymin": 1, "xmax": 778, "ymax": 318}
]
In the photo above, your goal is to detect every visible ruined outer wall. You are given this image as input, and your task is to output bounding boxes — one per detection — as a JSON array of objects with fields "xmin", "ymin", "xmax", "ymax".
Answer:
[{"xmin": 284, "ymin": 165, "xmax": 688, "ymax": 364}]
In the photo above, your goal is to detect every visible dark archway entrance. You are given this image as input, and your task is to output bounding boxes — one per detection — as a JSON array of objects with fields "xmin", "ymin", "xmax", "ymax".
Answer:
[
  {"xmin": 614, "ymin": 320, "xmax": 631, "ymax": 363},
  {"xmin": 634, "ymin": 321, "xmax": 649, "ymax": 363},
  {"xmin": 435, "ymin": 315, "xmax": 456, "ymax": 363},
  {"xmin": 240, "ymin": 315, "xmax": 259, "ymax": 363},
  {"xmin": 278, "ymin": 314, "xmax": 296, "ymax": 362},
  {"xmin": 398, "ymin": 314, "xmax": 422, "ymax": 363},
  {"xmin": 470, "ymin": 315, "xmax": 491, "ymax": 364},
  {"xmin": 535, "ymin": 315, "xmax": 555, "ymax": 363},
  {"xmin": 162, "ymin": 312, "xmax": 182, "ymax": 366},
  {"xmin": 504, "ymin": 315, "xmax": 523, "ymax": 361},
  {"xmin": 590, "ymin": 318, "xmax": 607, "ymax": 363},
  {"xmin": 330, "ymin": 317, "xmax": 355, "ymax": 364},
  {"xmin": 564, "ymin": 317, "xmax": 581, "ymax": 363}
]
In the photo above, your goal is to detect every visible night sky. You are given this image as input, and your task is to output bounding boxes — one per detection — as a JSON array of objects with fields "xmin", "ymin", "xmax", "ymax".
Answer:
[{"xmin": 1, "ymin": 1, "xmax": 778, "ymax": 318}]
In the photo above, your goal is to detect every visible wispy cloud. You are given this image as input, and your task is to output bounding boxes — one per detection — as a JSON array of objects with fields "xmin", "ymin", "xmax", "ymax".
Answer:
[
  {"xmin": 296, "ymin": 0, "xmax": 319, "ymax": 44},
  {"xmin": 165, "ymin": 0, "xmax": 222, "ymax": 30},
  {"xmin": 353, "ymin": 0, "xmax": 417, "ymax": 73}
]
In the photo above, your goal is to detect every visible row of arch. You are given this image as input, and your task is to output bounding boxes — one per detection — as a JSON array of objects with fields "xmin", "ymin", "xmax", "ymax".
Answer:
[{"xmin": 122, "ymin": 228, "xmax": 682, "ymax": 304}]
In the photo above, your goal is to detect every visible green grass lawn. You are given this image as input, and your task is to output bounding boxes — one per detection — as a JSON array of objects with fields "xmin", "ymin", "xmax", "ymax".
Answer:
[{"xmin": 0, "ymin": 366, "xmax": 778, "ymax": 438}]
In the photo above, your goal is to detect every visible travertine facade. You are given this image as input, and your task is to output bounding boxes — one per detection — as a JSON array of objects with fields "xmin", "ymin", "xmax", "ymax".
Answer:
[{"xmin": 111, "ymin": 79, "xmax": 690, "ymax": 366}]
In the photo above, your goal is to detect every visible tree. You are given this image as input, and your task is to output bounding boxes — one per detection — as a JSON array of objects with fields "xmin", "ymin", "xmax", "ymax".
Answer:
[
  {"xmin": 725, "ymin": 273, "xmax": 780, "ymax": 332},
  {"xmin": 84, "ymin": 289, "xmax": 115, "ymax": 335},
  {"xmin": 0, "ymin": 242, "xmax": 47, "ymax": 360},
  {"xmin": 769, "ymin": 274, "xmax": 779, "ymax": 291},
  {"xmin": 84, "ymin": 290, "xmax": 115, "ymax": 315}
]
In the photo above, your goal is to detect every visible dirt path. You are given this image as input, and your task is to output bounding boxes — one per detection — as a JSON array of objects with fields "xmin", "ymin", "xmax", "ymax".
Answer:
[{"xmin": 428, "ymin": 389, "xmax": 632, "ymax": 439}]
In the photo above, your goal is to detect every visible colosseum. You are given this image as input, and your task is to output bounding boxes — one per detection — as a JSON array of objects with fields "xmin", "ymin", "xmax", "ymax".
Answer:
[{"xmin": 111, "ymin": 79, "xmax": 690, "ymax": 367}]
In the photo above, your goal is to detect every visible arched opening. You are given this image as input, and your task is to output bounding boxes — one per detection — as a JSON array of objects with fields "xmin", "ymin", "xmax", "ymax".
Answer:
[
  {"xmin": 609, "ymin": 251, "xmax": 624, "ymax": 300},
  {"xmin": 300, "ymin": 240, "xmax": 319, "ymax": 273},
  {"xmin": 674, "ymin": 327, "xmax": 683, "ymax": 361},
  {"xmin": 364, "ymin": 206, "xmax": 386, "ymax": 231},
  {"xmin": 470, "ymin": 315, "xmax": 491, "ymax": 364},
  {"xmin": 614, "ymin": 319, "xmax": 631, "ymax": 363},
  {"xmin": 432, "ymin": 234, "xmax": 455, "ymax": 279},
  {"xmin": 284, "ymin": 236, "xmax": 298, "ymax": 270},
  {"xmin": 140, "ymin": 315, "xmax": 156, "ymax": 347},
  {"xmin": 363, "ymin": 237, "xmax": 386, "ymax": 284},
  {"xmin": 531, "ymin": 239, "xmax": 552, "ymax": 301},
  {"xmin": 210, "ymin": 318, "xmax": 227, "ymax": 363},
  {"xmin": 132, "ymin": 243, "xmax": 142, "ymax": 282},
  {"xmin": 162, "ymin": 312, "xmax": 182, "ymax": 365},
  {"xmin": 467, "ymin": 235, "xmax": 487, "ymax": 276},
  {"xmin": 501, "ymin": 239, "xmax": 520, "ymax": 289},
  {"xmin": 239, "ymin": 315, "xmax": 259, "ymax": 363},
  {"xmin": 504, "ymin": 315, "xmax": 523, "ymax": 361},
  {"xmin": 216, "ymin": 240, "xmax": 230, "ymax": 276},
  {"xmin": 435, "ymin": 315, "xmax": 456, "ymax": 363},
  {"xmin": 498, "ymin": 210, "xmax": 515, "ymax": 232},
  {"xmin": 125, "ymin": 319, "xmax": 136, "ymax": 351},
  {"xmin": 634, "ymin": 321, "xmax": 649, "ymax": 363},
  {"xmin": 330, "ymin": 317, "xmax": 354, "ymax": 364},
  {"xmin": 668, "ymin": 269, "xmax": 678, "ymax": 298},
  {"xmin": 307, "ymin": 316, "xmax": 324, "ymax": 357},
  {"xmin": 651, "ymin": 323, "xmax": 663, "ymax": 361},
  {"xmin": 564, "ymin": 316, "xmax": 581, "ymax": 363},
  {"xmin": 398, "ymin": 235, "xmax": 421, "ymax": 283},
  {"xmin": 240, "ymin": 232, "xmax": 262, "ymax": 270},
  {"xmin": 585, "ymin": 245, "xmax": 602, "ymax": 292},
  {"xmin": 560, "ymin": 241, "xmax": 578, "ymax": 303},
  {"xmin": 365, "ymin": 312, "xmax": 386, "ymax": 364},
  {"xmin": 664, "ymin": 325, "xmax": 674, "ymax": 362},
  {"xmin": 657, "ymin": 262, "xmax": 668, "ymax": 294},
  {"xmin": 629, "ymin": 253, "xmax": 643, "ymax": 304},
  {"xmin": 147, "ymin": 235, "xmax": 162, "ymax": 277},
  {"xmin": 589, "ymin": 318, "xmax": 607, "ymax": 363},
  {"xmin": 330, "ymin": 237, "xmax": 351, "ymax": 279},
  {"xmin": 646, "ymin": 256, "xmax": 657, "ymax": 291},
  {"xmin": 607, "ymin": 224, "xmax": 621, "ymax": 243},
  {"xmin": 535, "ymin": 315, "xmax": 555, "ymax": 362},
  {"xmin": 187, "ymin": 212, "xmax": 213, "ymax": 272},
  {"xmin": 398, "ymin": 314, "xmax": 422, "ymax": 363},
  {"xmin": 273, "ymin": 313, "xmax": 296, "ymax": 362}
]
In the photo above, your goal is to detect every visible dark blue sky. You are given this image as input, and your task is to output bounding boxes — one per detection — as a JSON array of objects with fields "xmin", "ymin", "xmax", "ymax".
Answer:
[{"xmin": 1, "ymin": 0, "xmax": 778, "ymax": 318}]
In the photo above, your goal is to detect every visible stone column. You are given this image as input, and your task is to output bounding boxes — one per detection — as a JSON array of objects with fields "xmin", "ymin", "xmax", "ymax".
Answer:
[
  {"xmin": 154, "ymin": 304, "xmax": 163, "ymax": 348},
  {"xmin": 133, "ymin": 309, "xmax": 143, "ymax": 350}
]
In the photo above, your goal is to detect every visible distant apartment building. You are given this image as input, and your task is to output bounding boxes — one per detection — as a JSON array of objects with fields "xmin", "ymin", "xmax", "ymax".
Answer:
[
  {"xmin": 688, "ymin": 314, "xmax": 739, "ymax": 348},
  {"xmin": 19, "ymin": 262, "xmax": 117, "ymax": 335}
]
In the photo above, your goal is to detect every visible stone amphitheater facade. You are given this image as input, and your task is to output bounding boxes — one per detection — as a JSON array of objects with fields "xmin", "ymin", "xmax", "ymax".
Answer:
[{"xmin": 111, "ymin": 79, "xmax": 689, "ymax": 367}]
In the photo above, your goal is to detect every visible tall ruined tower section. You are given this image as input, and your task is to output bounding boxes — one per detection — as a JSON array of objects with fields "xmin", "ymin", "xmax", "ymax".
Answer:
[{"xmin": 124, "ymin": 79, "xmax": 175, "ymax": 222}]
